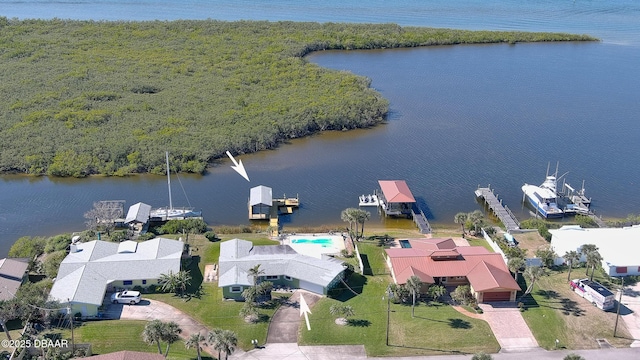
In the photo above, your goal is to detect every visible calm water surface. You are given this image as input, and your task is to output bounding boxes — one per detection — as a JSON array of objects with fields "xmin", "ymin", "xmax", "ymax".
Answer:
[{"xmin": 1, "ymin": 1, "xmax": 640, "ymax": 256}]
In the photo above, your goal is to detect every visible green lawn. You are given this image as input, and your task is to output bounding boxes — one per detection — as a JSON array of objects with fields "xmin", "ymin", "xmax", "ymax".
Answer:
[
  {"xmin": 72, "ymin": 320, "xmax": 205, "ymax": 359},
  {"xmin": 299, "ymin": 275, "xmax": 498, "ymax": 356}
]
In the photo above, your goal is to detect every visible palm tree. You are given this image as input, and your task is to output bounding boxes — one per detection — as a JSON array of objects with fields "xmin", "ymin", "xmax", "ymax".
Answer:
[
  {"xmin": 580, "ymin": 244, "xmax": 598, "ymax": 276},
  {"xmin": 563, "ymin": 250, "xmax": 580, "ymax": 281},
  {"xmin": 467, "ymin": 210, "xmax": 484, "ymax": 234},
  {"xmin": 563, "ymin": 353, "xmax": 585, "ymax": 360},
  {"xmin": 158, "ymin": 270, "xmax": 180, "ymax": 294},
  {"xmin": 341, "ymin": 208, "xmax": 358, "ymax": 240},
  {"xmin": 161, "ymin": 321, "xmax": 182, "ymax": 357},
  {"xmin": 354, "ymin": 209, "xmax": 371, "ymax": 238},
  {"xmin": 247, "ymin": 264, "xmax": 265, "ymax": 286},
  {"xmin": 454, "ymin": 212, "xmax": 468, "ymax": 235},
  {"xmin": 522, "ymin": 266, "xmax": 546, "ymax": 297},
  {"xmin": 329, "ymin": 304, "xmax": 355, "ymax": 325},
  {"xmin": 427, "ymin": 284, "xmax": 447, "ymax": 302},
  {"xmin": 219, "ymin": 329, "xmax": 238, "ymax": 360},
  {"xmin": 405, "ymin": 275, "xmax": 422, "ymax": 318},
  {"xmin": 207, "ymin": 328, "xmax": 224, "ymax": 360},
  {"xmin": 175, "ymin": 270, "xmax": 192, "ymax": 297},
  {"xmin": 185, "ymin": 333, "xmax": 205, "ymax": 360},
  {"xmin": 586, "ymin": 250, "xmax": 603, "ymax": 281},
  {"xmin": 471, "ymin": 352, "xmax": 493, "ymax": 360},
  {"xmin": 142, "ymin": 319, "xmax": 165, "ymax": 354},
  {"xmin": 508, "ymin": 257, "xmax": 525, "ymax": 281}
]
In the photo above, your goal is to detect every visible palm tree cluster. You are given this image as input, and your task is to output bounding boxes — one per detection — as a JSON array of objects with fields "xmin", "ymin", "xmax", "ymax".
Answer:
[
  {"xmin": 341, "ymin": 208, "xmax": 371, "ymax": 240},
  {"xmin": 158, "ymin": 270, "xmax": 192, "ymax": 297},
  {"xmin": 580, "ymin": 244, "xmax": 603, "ymax": 281},
  {"xmin": 239, "ymin": 264, "xmax": 273, "ymax": 322},
  {"xmin": 207, "ymin": 328, "xmax": 238, "ymax": 360},
  {"xmin": 142, "ymin": 320, "xmax": 182, "ymax": 357},
  {"xmin": 329, "ymin": 304, "xmax": 355, "ymax": 325},
  {"xmin": 453, "ymin": 210, "xmax": 487, "ymax": 235},
  {"xmin": 563, "ymin": 250, "xmax": 580, "ymax": 281}
]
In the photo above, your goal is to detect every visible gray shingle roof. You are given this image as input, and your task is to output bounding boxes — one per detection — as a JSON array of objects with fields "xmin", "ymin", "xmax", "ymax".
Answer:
[
  {"xmin": 0, "ymin": 258, "xmax": 29, "ymax": 301},
  {"xmin": 218, "ymin": 239, "xmax": 344, "ymax": 289},
  {"xmin": 49, "ymin": 238, "xmax": 183, "ymax": 306}
]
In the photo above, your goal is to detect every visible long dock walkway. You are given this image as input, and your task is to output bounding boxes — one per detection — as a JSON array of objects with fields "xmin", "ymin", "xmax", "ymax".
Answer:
[
  {"xmin": 475, "ymin": 186, "xmax": 520, "ymax": 232},
  {"xmin": 411, "ymin": 207, "xmax": 432, "ymax": 234}
]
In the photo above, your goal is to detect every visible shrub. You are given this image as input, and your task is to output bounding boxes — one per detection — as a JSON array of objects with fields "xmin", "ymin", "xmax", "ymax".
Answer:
[
  {"xmin": 451, "ymin": 285, "xmax": 474, "ymax": 305},
  {"xmin": 9, "ymin": 236, "xmax": 47, "ymax": 258},
  {"xmin": 43, "ymin": 250, "xmax": 67, "ymax": 278},
  {"xmin": 204, "ymin": 231, "xmax": 218, "ymax": 242},
  {"xmin": 137, "ymin": 232, "xmax": 156, "ymax": 241},
  {"xmin": 44, "ymin": 234, "xmax": 72, "ymax": 253}
]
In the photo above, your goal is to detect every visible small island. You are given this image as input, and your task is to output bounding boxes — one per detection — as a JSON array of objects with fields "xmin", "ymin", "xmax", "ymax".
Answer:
[{"xmin": 0, "ymin": 18, "xmax": 597, "ymax": 177}]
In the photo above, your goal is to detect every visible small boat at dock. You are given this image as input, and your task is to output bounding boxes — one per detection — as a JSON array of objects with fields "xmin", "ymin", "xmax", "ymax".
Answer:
[{"xmin": 359, "ymin": 193, "xmax": 380, "ymax": 207}]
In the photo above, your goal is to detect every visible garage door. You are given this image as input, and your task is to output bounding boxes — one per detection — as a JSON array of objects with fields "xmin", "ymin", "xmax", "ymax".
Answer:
[
  {"xmin": 299, "ymin": 280, "xmax": 324, "ymax": 295},
  {"xmin": 483, "ymin": 291, "xmax": 511, "ymax": 302}
]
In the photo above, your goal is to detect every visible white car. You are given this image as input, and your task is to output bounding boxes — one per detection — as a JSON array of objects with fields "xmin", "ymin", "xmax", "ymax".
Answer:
[{"xmin": 110, "ymin": 290, "xmax": 142, "ymax": 305}]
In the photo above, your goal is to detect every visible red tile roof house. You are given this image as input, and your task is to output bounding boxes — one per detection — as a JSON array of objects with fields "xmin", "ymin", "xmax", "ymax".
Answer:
[{"xmin": 385, "ymin": 238, "xmax": 521, "ymax": 302}]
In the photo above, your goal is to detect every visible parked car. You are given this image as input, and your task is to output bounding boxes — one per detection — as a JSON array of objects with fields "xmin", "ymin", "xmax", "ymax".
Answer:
[{"xmin": 110, "ymin": 290, "xmax": 142, "ymax": 305}]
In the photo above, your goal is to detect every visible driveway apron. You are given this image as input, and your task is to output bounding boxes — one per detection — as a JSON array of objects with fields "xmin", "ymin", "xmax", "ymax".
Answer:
[{"xmin": 478, "ymin": 302, "xmax": 540, "ymax": 352}]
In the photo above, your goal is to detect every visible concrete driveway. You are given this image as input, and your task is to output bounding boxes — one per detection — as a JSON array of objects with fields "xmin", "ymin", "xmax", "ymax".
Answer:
[
  {"xmin": 620, "ymin": 282, "xmax": 640, "ymax": 347},
  {"xmin": 267, "ymin": 290, "xmax": 321, "ymax": 343},
  {"xmin": 478, "ymin": 302, "xmax": 540, "ymax": 352},
  {"xmin": 105, "ymin": 297, "xmax": 216, "ymax": 356}
]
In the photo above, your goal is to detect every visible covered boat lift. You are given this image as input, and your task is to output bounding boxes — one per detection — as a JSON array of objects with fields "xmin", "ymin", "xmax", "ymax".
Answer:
[{"xmin": 249, "ymin": 185, "xmax": 273, "ymax": 219}]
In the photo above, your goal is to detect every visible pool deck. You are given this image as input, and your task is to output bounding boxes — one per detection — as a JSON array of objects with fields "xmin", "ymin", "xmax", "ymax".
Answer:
[{"xmin": 281, "ymin": 233, "xmax": 346, "ymax": 259}]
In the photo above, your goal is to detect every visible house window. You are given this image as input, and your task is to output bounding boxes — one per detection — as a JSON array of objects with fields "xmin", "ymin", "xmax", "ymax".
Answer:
[
  {"xmin": 142, "ymin": 280, "xmax": 147, "ymax": 285},
  {"xmin": 265, "ymin": 275, "xmax": 279, "ymax": 280},
  {"xmin": 284, "ymin": 276, "xmax": 293, "ymax": 281},
  {"xmin": 230, "ymin": 286, "xmax": 242, "ymax": 293},
  {"xmin": 616, "ymin": 267, "xmax": 627, "ymax": 274},
  {"xmin": 123, "ymin": 280, "xmax": 133, "ymax": 286}
]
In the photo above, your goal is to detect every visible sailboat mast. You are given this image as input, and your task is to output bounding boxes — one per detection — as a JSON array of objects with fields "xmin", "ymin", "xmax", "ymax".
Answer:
[{"xmin": 165, "ymin": 151, "xmax": 173, "ymax": 210}]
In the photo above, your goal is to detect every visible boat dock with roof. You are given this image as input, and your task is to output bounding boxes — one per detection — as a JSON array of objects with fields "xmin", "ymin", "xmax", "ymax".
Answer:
[
  {"xmin": 377, "ymin": 180, "xmax": 431, "ymax": 234},
  {"xmin": 475, "ymin": 185, "xmax": 520, "ymax": 232},
  {"xmin": 248, "ymin": 185, "xmax": 299, "ymax": 236}
]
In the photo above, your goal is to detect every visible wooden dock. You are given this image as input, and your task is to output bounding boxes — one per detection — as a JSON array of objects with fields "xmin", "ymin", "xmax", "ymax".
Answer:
[
  {"xmin": 411, "ymin": 207, "xmax": 432, "ymax": 234},
  {"xmin": 475, "ymin": 186, "xmax": 520, "ymax": 232}
]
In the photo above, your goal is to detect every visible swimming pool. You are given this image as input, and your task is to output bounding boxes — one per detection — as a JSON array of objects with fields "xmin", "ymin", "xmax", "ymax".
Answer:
[
  {"xmin": 291, "ymin": 238, "xmax": 334, "ymax": 247},
  {"xmin": 284, "ymin": 234, "xmax": 346, "ymax": 259}
]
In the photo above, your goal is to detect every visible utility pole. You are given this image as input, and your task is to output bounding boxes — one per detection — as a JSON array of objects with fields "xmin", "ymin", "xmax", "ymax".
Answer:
[
  {"xmin": 67, "ymin": 300, "xmax": 75, "ymax": 352},
  {"xmin": 385, "ymin": 286, "xmax": 391, "ymax": 346},
  {"xmin": 614, "ymin": 276, "xmax": 624, "ymax": 337}
]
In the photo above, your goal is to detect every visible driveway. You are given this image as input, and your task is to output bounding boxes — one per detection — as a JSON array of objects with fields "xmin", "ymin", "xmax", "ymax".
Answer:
[
  {"xmin": 478, "ymin": 302, "xmax": 540, "ymax": 352},
  {"xmin": 104, "ymin": 297, "xmax": 216, "ymax": 356},
  {"xmin": 620, "ymin": 282, "xmax": 640, "ymax": 347},
  {"xmin": 267, "ymin": 290, "xmax": 321, "ymax": 343}
]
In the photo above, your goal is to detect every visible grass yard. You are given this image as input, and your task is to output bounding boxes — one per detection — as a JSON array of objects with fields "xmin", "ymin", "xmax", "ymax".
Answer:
[
  {"xmin": 520, "ymin": 269, "xmax": 633, "ymax": 349},
  {"xmin": 511, "ymin": 231, "xmax": 548, "ymax": 257},
  {"xmin": 73, "ymin": 320, "xmax": 203, "ymax": 359}
]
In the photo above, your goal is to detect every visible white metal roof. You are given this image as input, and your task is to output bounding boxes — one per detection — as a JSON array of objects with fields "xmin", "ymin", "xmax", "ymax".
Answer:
[
  {"xmin": 550, "ymin": 225, "xmax": 640, "ymax": 267},
  {"xmin": 249, "ymin": 185, "xmax": 272, "ymax": 206},
  {"xmin": 49, "ymin": 238, "xmax": 183, "ymax": 306},
  {"xmin": 125, "ymin": 202, "xmax": 151, "ymax": 224},
  {"xmin": 218, "ymin": 239, "xmax": 344, "ymax": 290}
]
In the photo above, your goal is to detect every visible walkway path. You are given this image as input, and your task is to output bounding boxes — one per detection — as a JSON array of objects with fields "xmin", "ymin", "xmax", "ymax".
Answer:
[{"xmin": 266, "ymin": 290, "xmax": 321, "ymax": 343}]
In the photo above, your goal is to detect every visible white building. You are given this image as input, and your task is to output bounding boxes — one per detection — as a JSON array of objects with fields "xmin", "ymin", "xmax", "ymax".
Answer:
[
  {"xmin": 49, "ymin": 238, "xmax": 184, "ymax": 316},
  {"xmin": 550, "ymin": 225, "xmax": 640, "ymax": 277}
]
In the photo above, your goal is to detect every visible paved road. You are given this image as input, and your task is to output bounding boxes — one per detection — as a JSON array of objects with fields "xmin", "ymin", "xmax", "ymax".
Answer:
[{"xmin": 620, "ymin": 282, "xmax": 640, "ymax": 347}]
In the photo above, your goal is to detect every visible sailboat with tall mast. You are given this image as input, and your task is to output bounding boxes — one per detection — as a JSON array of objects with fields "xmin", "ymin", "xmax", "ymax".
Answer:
[{"xmin": 149, "ymin": 152, "xmax": 202, "ymax": 221}]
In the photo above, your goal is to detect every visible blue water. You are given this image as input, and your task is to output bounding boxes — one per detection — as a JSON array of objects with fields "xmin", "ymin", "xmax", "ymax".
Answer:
[
  {"xmin": 291, "ymin": 238, "xmax": 333, "ymax": 247},
  {"xmin": 1, "ymin": 1, "xmax": 640, "ymax": 256}
]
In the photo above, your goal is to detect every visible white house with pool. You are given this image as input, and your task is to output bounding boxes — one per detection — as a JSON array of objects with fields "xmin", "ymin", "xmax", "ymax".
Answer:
[{"xmin": 218, "ymin": 239, "xmax": 346, "ymax": 299}]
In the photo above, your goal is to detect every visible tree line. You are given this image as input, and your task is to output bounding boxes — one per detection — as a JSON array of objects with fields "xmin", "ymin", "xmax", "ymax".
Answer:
[{"xmin": 0, "ymin": 18, "xmax": 597, "ymax": 176}]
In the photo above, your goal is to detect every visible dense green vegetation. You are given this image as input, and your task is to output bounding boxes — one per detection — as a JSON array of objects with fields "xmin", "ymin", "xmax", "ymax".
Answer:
[{"xmin": 0, "ymin": 18, "xmax": 597, "ymax": 176}]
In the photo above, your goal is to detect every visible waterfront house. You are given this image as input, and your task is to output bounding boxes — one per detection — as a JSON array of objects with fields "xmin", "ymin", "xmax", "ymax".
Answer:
[
  {"xmin": 49, "ymin": 238, "xmax": 184, "ymax": 316},
  {"xmin": 385, "ymin": 238, "xmax": 520, "ymax": 302},
  {"xmin": 218, "ymin": 239, "xmax": 345, "ymax": 299},
  {"xmin": 0, "ymin": 257, "xmax": 29, "ymax": 301},
  {"xmin": 550, "ymin": 225, "xmax": 640, "ymax": 276}
]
